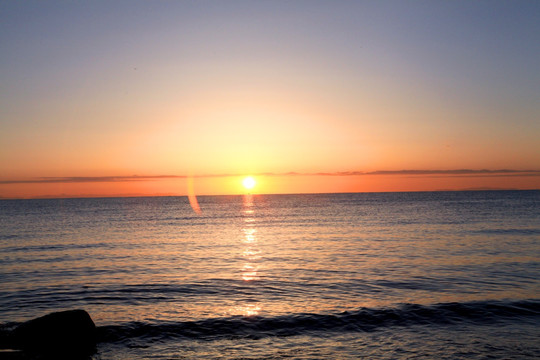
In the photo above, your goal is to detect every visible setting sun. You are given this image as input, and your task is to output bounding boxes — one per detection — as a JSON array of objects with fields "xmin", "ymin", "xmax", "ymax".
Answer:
[{"xmin": 242, "ymin": 176, "xmax": 256, "ymax": 190}]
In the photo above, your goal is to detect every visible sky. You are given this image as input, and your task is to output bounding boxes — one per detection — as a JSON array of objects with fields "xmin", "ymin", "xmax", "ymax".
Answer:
[{"xmin": 1, "ymin": 0, "xmax": 539, "ymax": 198}]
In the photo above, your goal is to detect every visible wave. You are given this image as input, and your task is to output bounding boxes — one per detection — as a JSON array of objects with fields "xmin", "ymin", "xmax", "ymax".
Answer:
[{"xmin": 96, "ymin": 299, "xmax": 540, "ymax": 342}]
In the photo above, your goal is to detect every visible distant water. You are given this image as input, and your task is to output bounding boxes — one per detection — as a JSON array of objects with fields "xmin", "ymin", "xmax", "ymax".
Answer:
[{"xmin": 1, "ymin": 191, "xmax": 539, "ymax": 359}]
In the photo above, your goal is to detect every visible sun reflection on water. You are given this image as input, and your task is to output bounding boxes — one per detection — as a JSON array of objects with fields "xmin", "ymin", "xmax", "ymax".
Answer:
[
  {"xmin": 242, "ymin": 228, "xmax": 256, "ymax": 243},
  {"xmin": 241, "ymin": 264, "xmax": 260, "ymax": 281},
  {"xmin": 234, "ymin": 194, "xmax": 262, "ymax": 316},
  {"xmin": 231, "ymin": 303, "xmax": 261, "ymax": 317}
]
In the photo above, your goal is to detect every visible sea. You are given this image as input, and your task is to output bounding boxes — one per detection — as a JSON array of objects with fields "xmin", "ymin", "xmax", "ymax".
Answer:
[{"xmin": 1, "ymin": 190, "xmax": 539, "ymax": 359}]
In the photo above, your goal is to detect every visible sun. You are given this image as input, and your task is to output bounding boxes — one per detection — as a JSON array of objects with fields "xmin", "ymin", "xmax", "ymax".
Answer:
[{"xmin": 242, "ymin": 176, "xmax": 256, "ymax": 190}]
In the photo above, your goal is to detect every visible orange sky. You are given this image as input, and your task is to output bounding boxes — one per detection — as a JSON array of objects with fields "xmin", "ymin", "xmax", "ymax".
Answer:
[{"xmin": 1, "ymin": 2, "xmax": 539, "ymax": 199}]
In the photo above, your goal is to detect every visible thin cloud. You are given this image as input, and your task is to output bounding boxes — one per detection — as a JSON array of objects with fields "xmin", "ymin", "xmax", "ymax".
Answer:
[
  {"xmin": 0, "ymin": 175, "xmax": 186, "ymax": 184},
  {"xmin": 347, "ymin": 169, "xmax": 540, "ymax": 177},
  {"xmin": 364, "ymin": 169, "xmax": 540, "ymax": 176},
  {"xmin": 1, "ymin": 169, "xmax": 539, "ymax": 185},
  {"xmin": 269, "ymin": 169, "xmax": 540, "ymax": 177}
]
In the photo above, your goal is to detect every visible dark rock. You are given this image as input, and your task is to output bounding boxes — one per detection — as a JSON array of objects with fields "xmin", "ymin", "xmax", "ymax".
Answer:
[{"xmin": 11, "ymin": 310, "xmax": 96, "ymax": 358}]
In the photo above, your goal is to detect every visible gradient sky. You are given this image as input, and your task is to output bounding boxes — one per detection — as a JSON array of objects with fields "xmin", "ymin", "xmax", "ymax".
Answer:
[{"xmin": 1, "ymin": 1, "xmax": 539, "ymax": 198}]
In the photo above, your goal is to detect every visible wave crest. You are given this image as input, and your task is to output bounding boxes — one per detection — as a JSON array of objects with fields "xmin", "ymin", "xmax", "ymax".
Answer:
[{"xmin": 97, "ymin": 299, "xmax": 540, "ymax": 342}]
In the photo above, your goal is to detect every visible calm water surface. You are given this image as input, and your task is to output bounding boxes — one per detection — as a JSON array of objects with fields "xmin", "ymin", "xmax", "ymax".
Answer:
[{"xmin": 1, "ymin": 191, "xmax": 539, "ymax": 358}]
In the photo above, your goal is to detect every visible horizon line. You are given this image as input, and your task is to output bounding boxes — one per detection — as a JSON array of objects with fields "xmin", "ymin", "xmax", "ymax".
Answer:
[{"xmin": 2, "ymin": 169, "xmax": 540, "ymax": 185}]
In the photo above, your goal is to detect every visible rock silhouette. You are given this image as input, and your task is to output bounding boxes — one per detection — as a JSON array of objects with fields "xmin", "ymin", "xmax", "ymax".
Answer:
[{"xmin": 11, "ymin": 310, "xmax": 96, "ymax": 358}]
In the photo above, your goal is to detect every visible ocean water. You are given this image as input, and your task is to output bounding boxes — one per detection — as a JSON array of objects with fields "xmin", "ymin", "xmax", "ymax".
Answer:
[{"xmin": 0, "ymin": 191, "xmax": 539, "ymax": 359}]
